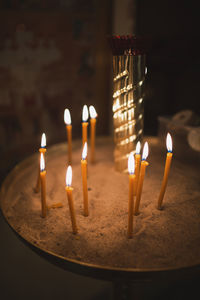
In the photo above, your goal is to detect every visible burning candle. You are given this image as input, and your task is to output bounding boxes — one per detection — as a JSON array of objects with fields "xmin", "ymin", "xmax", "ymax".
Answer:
[
  {"xmin": 89, "ymin": 105, "xmax": 97, "ymax": 163},
  {"xmin": 127, "ymin": 153, "xmax": 136, "ymax": 238},
  {"xmin": 82, "ymin": 105, "xmax": 89, "ymax": 146},
  {"xmin": 134, "ymin": 141, "xmax": 141, "ymax": 195},
  {"xmin": 81, "ymin": 142, "xmax": 88, "ymax": 216},
  {"xmin": 34, "ymin": 133, "xmax": 46, "ymax": 193},
  {"xmin": 40, "ymin": 153, "xmax": 47, "ymax": 218},
  {"xmin": 157, "ymin": 133, "xmax": 173, "ymax": 210},
  {"xmin": 65, "ymin": 166, "xmax": 78, "ymax": 234},
  {"xmin": 134, "ymin": 142, "xmax": 149, "ymax": 215},
  {"xmin": 64, "ymin": 109, "xmax": 72, "ymax": 164}
]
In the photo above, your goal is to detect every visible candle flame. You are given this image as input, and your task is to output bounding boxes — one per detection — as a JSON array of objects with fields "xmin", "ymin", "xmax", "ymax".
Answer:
[
  {"xmin": 66, "ymin": 165, "xmax": 72, "ymax": 186},
  {"xmin": 142, "ymin": 142, "xmax": 149, "ymax": 160},
  {"xmin": 64, "ymin": 109, "xmax": 71, "ymax": 125},
  {"xmin": 40, "ymin": 153, "xmax": 45, "ymax": 171},
  {"xmin": 136, "ymin": 141, "xmax": 141, "ymax": 154},
  {"xmin": 82, "ymin": 105, "xmax": 89, "ymax": 122},
  {"xmin": 82, "ymin": 142, "xmax": 87, "ymax": 160},
  {"xmin": 128, "ymin": 152, "xmax": 135, "ymax": 174},
  {"xmin": 41, "ymin": 133, "xmax": 46, "ymax": 148},
  {"xmin": 89, "ymin": 105, "xmax": 97, "ymax": 119},
  {"xmin": 166, "ymin": 133, "xmax": 172, "ymax": 152}
]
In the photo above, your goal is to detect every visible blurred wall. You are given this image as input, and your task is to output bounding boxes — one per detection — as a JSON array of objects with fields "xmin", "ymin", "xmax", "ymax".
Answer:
[{"xmin": 0, "ymin": 1, "xmax": 112, "ymax": 179}]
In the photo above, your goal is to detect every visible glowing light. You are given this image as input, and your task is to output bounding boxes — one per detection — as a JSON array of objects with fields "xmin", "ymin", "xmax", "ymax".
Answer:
[
  {"xmin": 66, "ymin": 166, "xmax": 72, "ymax": 186},
  {"xmin": 139, "ymin": 98, "xmax": 143, "ymax": 104},
  {"xmin": 64, "ymin": 109, "xmax": 71, "ymax": 125},
  {"xmin": 113, "ymin": 70, "xmax": 128, "ymax": 81},
  {"xmin": 166, "ymin": 133, "xmax": 172, "ymax": 152},
  {"xmin": 41, "ymin": 133, "xmax": 46, "ymax": 148},
  {"xmin": 145, "ymin": 67, "xmax": 147, "ymax": 75},
  {"xmin": 89, "ymin": 105, "xmax": 97, "ymax": 119},
  {"xmin": 82, "ymin": 105, "xmax": 89, "ymax": 122},
  {"xmin": 40, "ymin": 153, "xmax": 45, "ymax": 172},
  {"xmin": 139, "ymin": 80, "xmax": 143, "ymax": 86},
  {"xmin": 82, "ymin": 142, "xmax": 87, "ymax": 160},
  {"xmin": 142, "ymin": 142, "xmax": 149, "ymax": 160},
  {"xmin": 136, "ymin": 141, "xmax": 141, "ymax": 154},
  {"xmin": 128, "ymin": 152, "xmax": 135, "ymax": 174}
]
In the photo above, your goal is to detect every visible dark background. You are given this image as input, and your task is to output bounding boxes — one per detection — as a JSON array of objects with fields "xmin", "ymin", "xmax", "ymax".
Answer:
[{"xmin": 0, "ymin": 1, "xmax": 200, "ymax": 299}]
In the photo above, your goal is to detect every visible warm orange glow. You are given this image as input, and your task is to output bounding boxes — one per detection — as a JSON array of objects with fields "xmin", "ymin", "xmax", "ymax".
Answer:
[
  {"xmin": 41, "ymin": 133, "xmax": 46, "ymax": 148},
  {"xmin": 82, "ymin": 105, "xmax": 89, "ymax": 122},
  {"xmin": 166, "ymin": 133, "xmax": 172, "ymax": 152},
  {"xmin": 82, "ymin": 142, "xmax": 87, "ymax": 160},
  {"xmin": 66, "ymin": 165, "xmax": 72, "ymax": 186},
  {"xmin": 40, "ymin": 153, "xmax": 45, "ymax": 171},
  {"xmin": 128, "ymin": 153, "xmax": 135, "ymax": 174},
  {"xmin": 136, "ymin": 141, "xmax": 141, "ymax": 154},
  {"xmin": 142, "ymin": 142, "xmax": 149, "ymax": 160},
  {"xmin": 89, "ymin": 105, "xmax": 97, "ymax": 119},
  {"xmin": 64, "ymin": 109, "xmax": 71, "ymax": 125}
]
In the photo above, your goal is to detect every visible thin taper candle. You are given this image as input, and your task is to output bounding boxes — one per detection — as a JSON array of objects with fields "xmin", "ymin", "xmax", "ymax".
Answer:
[
  {"xmin": 81, "ymin": 142, "xmax": 89, "ymax": 216},
  {"xmin": 40, "ymin": 153, "xmax": 47, "ymax": 218},
  {"xmin": 157, "ymin": 133, "xmax": 173, "ymax": 210},
  {"xmin": 134, "ymin": 141, "xmax": 141, "ymax": 196},
  {"xmin": 89, "ymin": 105, "xmax": 97, "ymax": 163},
  {"xmin": 65, "ymin": 166, "xmax": 78, "ymax": 234},
  {"xmin": 128, "ymin": 153, "xmax": 136, "ymax": 238},
  {"xmin": 82, "ymin": 105, "xmax": 89, "ymax": 146},
  {"xmin": 64, "ymin": 109, "xmax": 72, "ymax": 164},
  {"xmin": 35, "ymin": 133, "xmax": 46, "ymax": 193},
  {"xmin": 134, "ymin": 142, "xmax": 149, "ymax": 215}
]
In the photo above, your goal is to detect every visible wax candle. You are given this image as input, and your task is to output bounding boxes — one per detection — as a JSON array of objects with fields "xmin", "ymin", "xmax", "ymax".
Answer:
[
  {"xmin": 134, "ymin": 141, "xmax": 141, "ymax": 195},
  {"xmin": 65, "ymin": 166, "xmax": 78, "ymax": 234},
  {"xmin": 34, "ymin": 133, "xmax": 46, "ymax": 193},
  {"xmin": 89, "ymin": 105, "xmax": 97, "ymax": 163},
  {"xmin": 134, "ymin": 142, "xmax": 149, "ymax": 215},
  {"xmin": 82, "ymin": 105, "xmax": 89, "ymax": 146},
  {"xmin": 40, "ymin": 153, "xmax": 47, "ymax": 218},
  {"xmin": 157, "ymin": 133, "xmax": 173, "ymax": 210},
  {"xmin": 81, "ymin": 142, "xmax": 88, "ymax": 216},
  {"xmin": 64, "ymin": 108, "xmax": 72, "ymax": 164},
  {"xmin": 127, "ymin": 153, "xmax": 136, "ymax": 238}
]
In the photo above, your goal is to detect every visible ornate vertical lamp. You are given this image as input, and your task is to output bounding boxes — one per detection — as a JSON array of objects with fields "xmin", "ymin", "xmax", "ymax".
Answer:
[{"xmin": 109, "ymin": 36, "xmax": 147, "ymax": 172}]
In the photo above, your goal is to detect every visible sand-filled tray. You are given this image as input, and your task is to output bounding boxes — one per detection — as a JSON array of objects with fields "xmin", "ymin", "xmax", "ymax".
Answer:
[{"xmin": 1, "ymin": 137, "xmax": 200, "ymax": 278}]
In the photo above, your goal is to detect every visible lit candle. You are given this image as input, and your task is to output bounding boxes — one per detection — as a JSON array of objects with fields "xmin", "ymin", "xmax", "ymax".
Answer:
[
  {"xmin": 64, "ymin": 109, "xmax": 72, "ymax": 164},
  {"xmin": 40, "ymin": 153, "xmax": 47, "ymax": 218},
  {"xmin": 82, "ymin": 105, "xmax": 89, "ymax": 147},
  {"xmin": 89, "ymin": 105, "xmax": 97, "ymax": 163},
  {"xmin": 81, "ymin": 142, "xmax": 88, "ymax": 216},
  {"xmin": 127, "ymin": 153, "xmax": 136, "ymax": 239},
  {"xmin": 134, "ymin": 141, "xmax": 141, "ymax": 195},
  {"xmin": 134, "ymin": 142, "xmax": 149, "ymax": 215},
  {"xmin": 157, "ymin": 133, "xmax": 173, "ymax": 210},
  {"xmin": 65, "ymin": 166, "xmax": 78, "ymax": 234},
  {"xmin": 34, "ymin": 133, "xmax": 46, "ymax": 193}
]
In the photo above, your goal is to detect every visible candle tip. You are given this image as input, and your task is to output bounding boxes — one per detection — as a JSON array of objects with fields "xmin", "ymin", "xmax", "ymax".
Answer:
[
  {"xmin": 64, "ymin": 109, "xmax": 71, "ymax": 125},
  {"xmin": 136, "ymin": 141, "xmax": 141, "ymax": 154},
  {"xmin": 166, "ymin": 133, "xmax": 172, "ymax": 152},
  {"xmin": 128, "ymin": 152, "xmax": 135, "ymax": 174},
  {"xmin": 142, "ymin": 142, "xmax": 149, "ymax": 160},
  {"xmin": 82, "ymin": 142, "xmax": 88, "ymax": 160},
  {"xmin": 40, "ymin": 153, "xmax": 45, "ymax": 171},
  {"xmin": 89, "ymin": 105, "xmax": 97, "ymax": 119},
  {"xmin": 82, "ymin": 105, "xmax": 89, "ymax": 122},
  {"xmin": 66, "ymin": 165, "xmax": 72, "ymax": 186},
  {"xmin": 41, "ymin": 133, "xmax": 46, "ymax": 148}
]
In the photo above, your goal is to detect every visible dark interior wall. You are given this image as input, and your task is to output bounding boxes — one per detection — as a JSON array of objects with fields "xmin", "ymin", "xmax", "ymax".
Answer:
[
  {"xmin": 136, "ymin": 0, "xmax": 200, "ymax": 134},
  {"xmin": 0, "ymin": 1, "xmax": 112, "ymax": 180}
]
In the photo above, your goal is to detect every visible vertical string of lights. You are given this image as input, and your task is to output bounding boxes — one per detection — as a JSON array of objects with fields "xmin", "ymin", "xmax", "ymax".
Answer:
[{"xmin": 109, "ymin": 36, "xmax": 147, "ymax": 172}]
